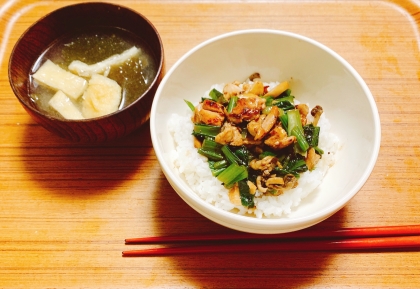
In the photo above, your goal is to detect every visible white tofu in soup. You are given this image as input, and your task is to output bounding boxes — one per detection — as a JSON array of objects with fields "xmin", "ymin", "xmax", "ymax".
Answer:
[
  {"xmin": 68, "ymin": 46, "xmax": 140, "ymax": 77},
  {"xmin": 48, "ymin": 90, "xmax": 85, "ymax": 120},
  {"xmin": 32, "ymin": 59, "xmax": 88, "ymax": 100}
]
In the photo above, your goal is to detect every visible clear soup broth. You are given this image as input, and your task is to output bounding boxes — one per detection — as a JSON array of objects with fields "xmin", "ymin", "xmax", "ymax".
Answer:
[{"xmin": 29, "ymin": 27, "xmax": 158, "ymax": 119}]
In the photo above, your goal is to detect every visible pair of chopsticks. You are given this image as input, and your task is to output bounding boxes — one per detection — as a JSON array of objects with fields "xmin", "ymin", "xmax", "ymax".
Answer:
[{"xmin": 122, "ymin": 225, "xmax": 420, "ymax": 257}]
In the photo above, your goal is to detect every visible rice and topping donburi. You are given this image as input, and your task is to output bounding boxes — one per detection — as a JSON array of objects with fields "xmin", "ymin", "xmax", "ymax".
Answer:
[{"xmin": 168, "ymin": 73, "xmax": 340, "ymax": 218}]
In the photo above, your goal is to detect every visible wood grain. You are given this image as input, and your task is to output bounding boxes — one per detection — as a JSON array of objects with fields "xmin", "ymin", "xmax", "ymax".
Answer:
[{"xmin": 1, "ymin": 0, "xmax": 420, "ymax": 288}]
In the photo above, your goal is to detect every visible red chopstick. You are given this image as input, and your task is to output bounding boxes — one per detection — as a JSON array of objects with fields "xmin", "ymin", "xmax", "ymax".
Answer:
[
  {"xmin": 122, "ymin": 235, "xmax": 420, "ymax": 257},
  {"xmin": 125, "ymin": 224, "xmax": 420, "ymax": 244},
  {"xmin": 123, "ymin": 225, "xmax": 420, "ymax": 257}
]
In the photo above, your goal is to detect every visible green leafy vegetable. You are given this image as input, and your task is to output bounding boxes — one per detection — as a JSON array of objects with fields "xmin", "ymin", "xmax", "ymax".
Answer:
[
  {"xmin": 238, "ymin": 179, "xmax": 254, "ymax": 207},
  {"xmin": 314, "ymin": 146, "xmax": 324, "ymax": 155},
  {"xmin": 209, "ymin": 88, "xmax": 227, "ymax": 104},
  {"xmin": 201, "ymin": 138, "xmax": 223, "ymax": 152},
  {"xmin": 273, "ymin": 100, "xmax": 295, "ymax": 111},
  {"xmin": 208, "ymin": 160, "xmax": 229, "ymax": 176},
  {"xmin": 198, "ymin": 139, "xmax": 224, "ymax": 161},
  {"xmin": 209, "ymin": 88, "xmax": 223, "ymax": 99},
  {"xmin": 279, "ymin": 108, "xmax": 288, "ymax": 130},
  {"xmin": 192, "ymin": 124, "xmax": 221, "ymax": 138},
  {"xmin": 221, "ymin": 145, "xmax": 246, "ymax": 166},
  {"xmin": 234, "ymin": 146, "xmax": 253, "ymax": 165},
  {"xmin": 303, "ymin": 124, "xmax": 320, "ymax": 147},
  {"xmin": 259, "ymin": 151, "xmax": 276, "ymax": 159},
  {"xmin": 210, "ymin": 168, "xmax": 226, "ymax": 177},
  {"xmin": 291, "ymin": 126, "xmax": 310, "ymax": 152},
  {"xmin": 286, "ymin": 109, "xmax": 302, "ymax": 135},
  {"xmin": 184, "ymin": 99, "xmax": 195, "ymax": 112},
  {"xmin": 280, "ymin": 88, "xmax": 292, "ymax": 97},
  {"xmin": 197, "ymin": 148, "xmax": 224, "ymax": 161},
  {"xmin": 287, "ymin": 109, "xmax": 309, "ymax": 152},
  {"xmin": 227, "ymin": 96, "xmax": 238, "ymax": 113},
  {"xmin": 264, "ymin": 96, "xmax": 274, "ymax": 106},
  {"xmin": 212, "ymin": 159, "xmax": 229, "ymax": 169},
  {"xmin": 217, "ymin": 163, "xmax": 248, "ymax": 188},
  {"xmin": 275, "ymin": 154, "xmax": 308, "ymax": 177},
  {"xmin": 273, "ymin": 95, "xmax": 295, "ymax": 111},
  {"xmin": 273, "ymin": 95, "xmax": 294, "ymax": 104},
  {"xmin": 238, "ymin": 122, "xmax": 248, "ymax": 139}
]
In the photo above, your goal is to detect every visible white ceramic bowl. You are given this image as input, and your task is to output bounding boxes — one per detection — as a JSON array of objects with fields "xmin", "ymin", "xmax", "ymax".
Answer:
[{"xmin": 150, "ymin": 29, "xmax": 381, "ymax": 234}]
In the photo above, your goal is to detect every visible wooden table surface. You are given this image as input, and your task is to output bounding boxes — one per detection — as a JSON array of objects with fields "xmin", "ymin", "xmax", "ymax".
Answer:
[{"xmin": 1, "ymin": 0, "xmax": 420, "ymax": 288}]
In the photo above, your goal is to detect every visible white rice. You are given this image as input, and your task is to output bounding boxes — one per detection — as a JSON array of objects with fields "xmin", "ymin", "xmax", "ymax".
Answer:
[{"xmin": 167, "ymin": 83, "xmax": 341, "ymax": 218}]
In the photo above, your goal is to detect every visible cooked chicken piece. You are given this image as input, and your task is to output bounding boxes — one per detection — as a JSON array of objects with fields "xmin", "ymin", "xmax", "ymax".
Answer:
[
  {"xmin": 227, "ymin": 95, "xmax": 265, "ymax": 124},
  {"xmin": 283, "ymin": 174, "xmax": 298, "ymax": 190},
  {"xmin": 228, "ymin": 184, "xmax": 242, "ymax": 205},
  {"xmin": 242, "ymin": 137, "xmax": 263, "ymax": 146},
  {"xmin": 254, "ymin": 106, "xmax": 279, "ymax": 140},
  {"xmin": 249, "ymin": 156, "xmax": 277, "ymax": 171},
  {"xmin": 295, "ymin": 103, "xmax": 309, "ymax": 126},
  {"xmin": 247, "ymin": 115, "xmax": 264, "ymax": 137},
  {"xmin": 305, "ymin": 147, "xmax": 321, "ymax": 171},
  {"xmin": 202, "ymin": 99, "xmax": 225, "ymax": 114},
  {"xmin": 264, "ymin": 125, "xmax": 296, "ymax": 150},
  {"xmin": 215, "ymin": 122, "xmax": 262, "ymax": 146},
  {"xmin": 192, "ymin": 103, "xmax": 225, "ymax": 126},
  {"xmin": 311, "ymin": 105, "xmax": 323, "ymax": 126},
  {"xmin": 264, "ymin": 81, "xmax": 289, "ymax": 98},
  {"xmin": 215, "ymin": 122, "xmax": 243, "ymax": 146},
  {"xmin": 223, "ymin": 82, "xmax": 243, "ymax": 100}
]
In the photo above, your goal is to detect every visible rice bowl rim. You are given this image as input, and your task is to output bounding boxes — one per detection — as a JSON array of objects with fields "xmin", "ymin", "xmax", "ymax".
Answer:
[{"xmin": 150, "ymin": 29, "xmax": 381, "ymax": 230}]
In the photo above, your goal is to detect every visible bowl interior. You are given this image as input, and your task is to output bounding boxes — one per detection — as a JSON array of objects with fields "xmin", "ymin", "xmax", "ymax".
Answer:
[
  {"xmin": 9, "ymin": 2, "xmax": 163, "ymax": 119},
  {"xmin": 151, "ymin": 30, "xmax": 380, "ymax": 233}
]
